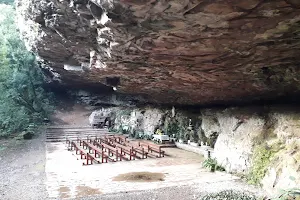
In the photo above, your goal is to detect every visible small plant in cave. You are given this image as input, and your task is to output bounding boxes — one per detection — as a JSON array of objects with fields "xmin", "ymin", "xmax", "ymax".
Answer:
[
  {"xmin": 199, "ymin": 190, "xmax": 257, "ymax": 200},
  {"xmin": 155, "ymin": 129, "xmax": 163, "ymax": 135},
  {"xmin": 206, "ymin": 132, "xmax": 219, "ymax": 148},
  {"xmin": 117, "ymin": 109, "xmax": 132, "ymax": 117},
  {"xmin": 108, "ymin": 127, "xmax": 117, "ymax": 132},
  {"xmin": 116, "ymin": 125, "xmax": 130, "ymax": 134},
  {"xmin": 273, "ymin": 188, "xmax": 300, "ymax": 200},
  {"xmin": 166, "ymin": 122, "xmax": 180, "ymax": 137},
  {"xmin": 202, "ymin": 158, "xmax": 225, "ymax": 172},
  {"xmin": 130, "ymin": 129, "xmax": 136, "ymax": 138},
  {"xmin": 141, "ymin": 134, "xmax": 152, "ymax": 140},
  {"xmin": 122, "ymin": 129, "xmax": 130, "ymax": 134}
]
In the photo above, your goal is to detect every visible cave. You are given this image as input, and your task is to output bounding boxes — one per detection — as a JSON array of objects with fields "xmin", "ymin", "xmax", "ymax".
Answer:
[{"xmin": 2, "ymin": 0, "xmax": 299, "ymax": 199}]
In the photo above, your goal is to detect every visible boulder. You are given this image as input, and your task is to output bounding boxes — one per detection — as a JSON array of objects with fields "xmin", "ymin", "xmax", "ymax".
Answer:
[{"xmin": 89, "ymin": 108, "xmax": 112, "ymax": 127}]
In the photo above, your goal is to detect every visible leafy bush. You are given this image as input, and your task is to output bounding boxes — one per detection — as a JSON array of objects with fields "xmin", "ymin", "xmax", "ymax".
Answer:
[
  {"xmin": 140, "ymin": 134, "xmax": 152, "ymax": 140},
  {"xmin": 200, "ymin": 190, "xmax": 257, "ymax": 200},
  {"xmin": 202, "ymin": 158, "xmax": 225, "ymax": 172},
  {"xmin": 108, "ymin": 127, "xmax": 117, "ymax": 132}
]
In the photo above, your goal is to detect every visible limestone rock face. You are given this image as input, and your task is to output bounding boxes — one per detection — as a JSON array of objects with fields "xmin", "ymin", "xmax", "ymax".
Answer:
[
  {"xmin": 113, "ymin": 107, "xmax": 164, "ymax": 134},
  {"xmin": 201, "ymin": 110, "xmax": 221, "ymax": 138},
  {"xmin": 204, "ymin": 107, "xmax": 300, "ymax": 195},
  {"xmin": 89, "ymin": 108, "xmax": 112, "ymax": 125},
  {"xmin": 212, "ymin": 108, "xmax": 266, "ymax": 173},
  {"xmin": 262, "ymin": 109, "xmax": 300, "ymax": 195},
  {"xmin": 89, "ymin": 105, "xmax": 299, "ymax": 195},
  {"xmin": 16, "ymin": 0, "xmax": 300, "ymax": 105}
]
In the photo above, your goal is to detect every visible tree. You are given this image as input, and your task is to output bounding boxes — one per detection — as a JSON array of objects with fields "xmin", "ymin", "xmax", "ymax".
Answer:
[
  {"xmin": 0, "ymin": 0, "xmax": 14, "ymax": 5},
  {"xmin": 0, "ymin": 4, "xmax": 53, "ymax": 136}
]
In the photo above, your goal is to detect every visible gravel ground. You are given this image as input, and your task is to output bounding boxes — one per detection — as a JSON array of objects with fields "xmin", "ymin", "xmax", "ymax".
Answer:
[
  {"xmin": 0, "ymin": 133, "xmax": 48, "ymax": 200},
  {"xmin": 72, "ymin": 181, "xmax": 267, "ymax": 200}
]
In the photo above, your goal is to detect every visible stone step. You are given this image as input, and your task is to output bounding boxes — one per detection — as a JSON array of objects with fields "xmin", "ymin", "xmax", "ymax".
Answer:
[
  {"xmin": 46, "ymin": 129, "xmax": 108, "ymax": 133},
  {"xmin": 47, "ymin": 126, "xmax": 92, "ymax": 129}
]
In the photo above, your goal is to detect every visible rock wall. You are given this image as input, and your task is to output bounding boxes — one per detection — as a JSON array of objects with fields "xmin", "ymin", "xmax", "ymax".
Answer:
[
  {"xmin": 261, "ymin": 109, "xmax": 300, "ymax": 195},
  {"xmin": 92, "ymin": 105, "xmax": 299, "ymax": 195},
  {"xmin": 211, "ymin": 108, "xmax": 266, "ymax": 174},
  {"xmin": 201, "ymin": 107, "xmax": 299, "ymax": 195},
  {"xmin": 93, "ymin": 107, "xmax": 166, "ymax": 136}
]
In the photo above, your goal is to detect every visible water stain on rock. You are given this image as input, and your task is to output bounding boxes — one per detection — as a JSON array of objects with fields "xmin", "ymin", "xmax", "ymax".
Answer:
[
  {"xmin": 76, "ymin": 185, "xmax": 102, "ymax": 198},
  {"xmin": 58, "ymin": 186, "xmax": 71, "ymax": 199},
  {"xmin": 113, "ymin": 172, "xmax": 165, "ymax": 182}
]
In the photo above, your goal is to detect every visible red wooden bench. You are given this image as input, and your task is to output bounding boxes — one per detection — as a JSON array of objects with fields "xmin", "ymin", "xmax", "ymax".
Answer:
[
  {"xmin": 113, "ymin": 135, "xmax": 128, "ymax": 144},
  {"xmin": 114, "ymin": 142, "xmax": 136, "ymax": 160},
  {"xmin": 92, "ymin": 140, "xmax": 118, "ymax": 162},
  {"xmin": 82, "ymin": 140, "xmax": 109, "ymax": 163},
  {"xmin": 124, "ymin": 143, "xmax": 148, "ymax": 159},
  {"xmin": 70, "ymin": 141, "xmax": 99, "ymax": 165},
  {"xmin": 95, "ymin": 136, "xmax": 112, "ymax": 146},
  {"xmin": 139, "ymin": 141, "xmax": 165, "ymax": 158},
  {"xmin": 100, "ymin": 142, "xmax": 129, "ymax": 161}
]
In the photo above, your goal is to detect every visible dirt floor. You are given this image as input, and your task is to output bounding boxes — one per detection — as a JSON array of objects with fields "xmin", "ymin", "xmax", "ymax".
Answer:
[
  {"xmin": 0, "ymin": 104, "xmax": 267, "ymax": 200},
  {"xmin": 0, "ymin": 134, "xmax": 48, "ymax": 200},
  {"xmin": 50, "ymin": 103, "xmax": 94, "ymax": 126}
]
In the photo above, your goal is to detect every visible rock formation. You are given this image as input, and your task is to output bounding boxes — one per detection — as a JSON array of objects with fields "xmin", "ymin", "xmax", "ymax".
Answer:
[
  {"xmin": 100, "ymin": 105, "xmax": 299, "ymax": 195},
  {"xmin": 16, "ymin": 0, "xmax": 300, "ymax": 105}
]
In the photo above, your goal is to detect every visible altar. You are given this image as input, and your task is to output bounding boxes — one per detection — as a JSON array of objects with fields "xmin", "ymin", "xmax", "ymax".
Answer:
[{"xmin": 152, "ymin": 134, "xmax": 170, "ymax": 143}]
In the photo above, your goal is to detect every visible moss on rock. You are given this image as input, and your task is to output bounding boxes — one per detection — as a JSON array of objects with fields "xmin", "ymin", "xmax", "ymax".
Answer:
[{"xmin": 247, "ymin": 141, "xmax": 283, "ymax": 185}]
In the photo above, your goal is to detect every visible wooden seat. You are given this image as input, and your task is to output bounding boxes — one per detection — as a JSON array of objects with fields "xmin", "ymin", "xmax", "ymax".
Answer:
[
  {"xmin": 126, "ymin": 143, "xmax": 148, "ymax": 159},
  {"xmin": 139, "ymin": 141, "xmax": 165, "ymax": 158},
  {"xmin": 82, "ymin": 140, "xmax": 109, "ymax": 163},
  {"xmin": 114, "ymin": 143, "xmax": 136, "ymax": 160},
  {"xmin": 101, "ymin": 142, "xmax": 128, "ymax": 161},
  {"xmin": 92, "ymin": 140, "xmax": 116, "ymax": 162},
  {"xmin": 70, "ymin": 141, "xmax": 98, "ymax": 165}
]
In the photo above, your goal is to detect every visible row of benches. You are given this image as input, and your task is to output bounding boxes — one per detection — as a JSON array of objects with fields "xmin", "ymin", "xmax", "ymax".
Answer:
[{"xmin": 66, "ymin": 135, "xmax": 165, "ymax": 165}]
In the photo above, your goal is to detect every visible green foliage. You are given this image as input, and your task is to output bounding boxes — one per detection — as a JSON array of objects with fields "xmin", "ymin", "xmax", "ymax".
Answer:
[
  {"xmin": 155, "ymin": 129, "xmax": 163, "ymax": 135},
  {"xmin": 142, "ymin": 134, "xmax": 152, "ymax": 140},
  {"xmin": 247, "ymin": 143, "xmax": 282, "ymax": 185},
  {"xmin": 166, "ymin": 122, "xmax": 179, "ymax": 136},
  {"xmin": 118, "ymin": 109, "xmax": 132, "ymax": 116},
  {"xmin": 0, "ymin": 5, "xmax": 53, "ymax": 136},
  {"xmin": 202, "ymin": 158, "xmax": 225, "ymax": 172},
  {"xmin": 129, "ymin": 130, "xmax": 145, "ymax": 139},
  {"xmin": 0, "ymin": 0, "xmax": 14, "ymax": 5},
  {"xmin": 200, "ymin": 190, "xmax": 257, "ymax": 200},
  {"xmin": 108, "ymin": 126, "xmax": 118, "ymax": 132},
  {"xmin": 273, "ymin": 188, "xmax": 300, "ymax": 200}
]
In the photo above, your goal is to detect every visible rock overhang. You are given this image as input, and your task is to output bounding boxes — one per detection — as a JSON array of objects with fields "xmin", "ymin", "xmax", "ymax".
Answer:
[{"xmin": 16, "ymin": 0, "xmax": 300, "ymax": 105}]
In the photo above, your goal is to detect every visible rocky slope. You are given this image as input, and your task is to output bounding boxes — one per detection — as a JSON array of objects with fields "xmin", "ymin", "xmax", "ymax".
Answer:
[{"xmin": 16, "ymin": 0, "xmax": 300, "ymax": 105}]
